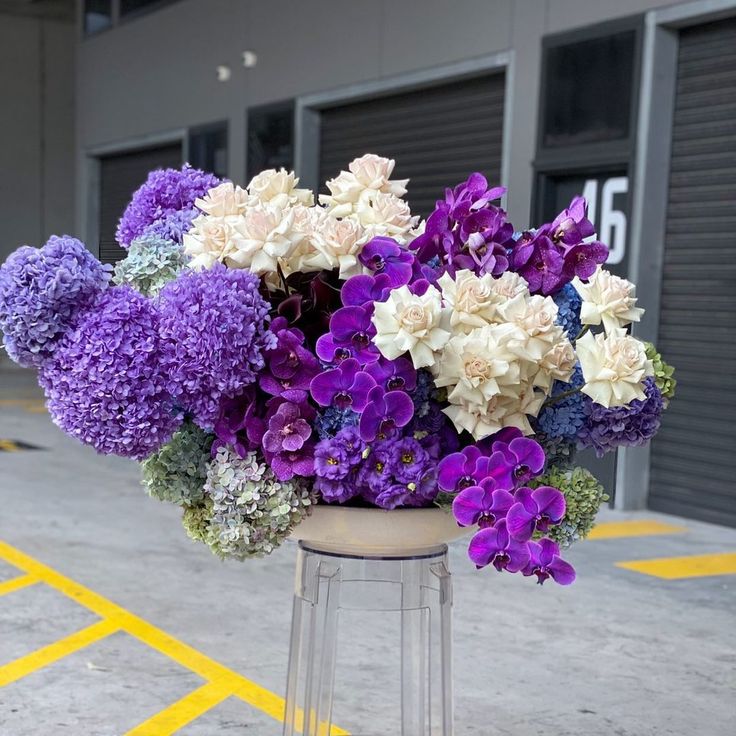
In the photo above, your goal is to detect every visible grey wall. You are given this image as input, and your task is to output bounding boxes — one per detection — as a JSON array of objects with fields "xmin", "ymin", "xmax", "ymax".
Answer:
[
  {"xmin": 75, "ymin": 0, "xmax": 674, "ymax": 231},
  {"xmin": 0, "ymin": 14, "xmax": 76, "ymax": 263}
]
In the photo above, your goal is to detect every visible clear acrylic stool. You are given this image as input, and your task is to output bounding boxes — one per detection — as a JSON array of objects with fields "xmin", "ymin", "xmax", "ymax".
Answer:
[{"xmin": 283, "ymin": 541, "xmax": 453, "ymax": 736}]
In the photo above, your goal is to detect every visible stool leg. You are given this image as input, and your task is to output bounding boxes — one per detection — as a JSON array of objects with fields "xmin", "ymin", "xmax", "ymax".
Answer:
[
  {"xmin": 401, "ymin": 561, "xmax": 428, "ymax": 736},
  {"xmin": 431, "ymin": 561, "xmax": 453, "ymax": 735}
]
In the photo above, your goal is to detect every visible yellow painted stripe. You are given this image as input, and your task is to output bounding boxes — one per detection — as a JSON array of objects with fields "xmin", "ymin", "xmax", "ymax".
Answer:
[
  {"xmin": 0, "ymin": 574, "xmax": 37, "ymax": 596},
  {"xmin": 588, "ymin": 520, "xmax": 686, "ymax": 540},
  {"xmin": 124, "ymin": 681, "xmax": 233, "ymax": 735},
  {"xmin": 0, "ymin": 440, "xmax": 19, "ymax": 452},
  {"xmin": 617, "ymin": 552, "xmax": 736, "ymax": 579},
  {"xmin": 0, "ymin": 618, "xmax": 119, "ymax": 687},
  {"xmin": 0, "ymin": 541, "xmax": 349, "ymax": 735}
]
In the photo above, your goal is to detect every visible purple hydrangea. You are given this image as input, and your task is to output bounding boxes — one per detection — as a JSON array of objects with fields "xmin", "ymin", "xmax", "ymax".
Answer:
[
  {"xmin": 578, "ymin": 377, "xmax": 664, "ymax": 457},
  {"xmin": 141, "ymin": 207, "xmax": 199, "ymax": 244},
  {"xmin": 0, "ymin": 236, "xmax": 111, "ymax": 367},
  {"xmin": 157, "ymin": 264, "xmax": 275, "ymax": 428},
  {"xmin": 38, "ymin": 286, "xmax": 181, "ymax": 459},
  {"xmin": 116, "ymin": 165, "xmax": 220, "ymax": 247}
]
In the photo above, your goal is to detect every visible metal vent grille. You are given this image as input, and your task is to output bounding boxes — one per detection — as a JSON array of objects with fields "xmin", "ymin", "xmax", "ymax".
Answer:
[
  {"xmin": 648, "ymin": 17, "xmax": 736, "ymax": 526},
  {"xmin": 98, "ymin": 143, "xmax": 182, "ymax": 265},
  {"xmin": 318, "ymin": 73, "xmax": 506, "ymax": 218}
]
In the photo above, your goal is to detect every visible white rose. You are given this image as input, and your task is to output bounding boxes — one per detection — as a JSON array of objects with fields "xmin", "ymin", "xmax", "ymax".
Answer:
[
  {"xmin": 438, "ymin": 270, "xmax": 499, "ymax": 331},
  {"xmin": 498, "ymin": 293, "xmax": 561, "ymax": 361},
  {"xmin": 576, "ymin": 328, "xmax": 654, "ymax": 407},
  {"xmin": 280, "ymin": 205, "xmax": 329, "ymax": 276},
  {"xmin": 226, "ymin": 203, "xmax": 302, "ymax": 276},
  {"xmin": 247, "ymin": 168, "xmax": 314, "ymax": 208},
  {"xmin": 195, "ymin": 182, "xmax": 251, "ymax": 217},
  {"xmin": 536, "ymin": 333, "xmax": 577, "ymax": 389},
  {"xmin": 371, "ymin": 284, "xmax": 451, "ymax": 368},
  {"xmin": 308, "ymin": 214, "xmax": 367, "ymax": 278},
  {"xmin": 320, "ymin": 154, "xmax": 409, "ymax": 209},
  {"xmin": 489, "ymin": 271, "xmax": 530, "ymax": 300},
  {"xmin": 573, "ymin": 267, "xmax": 645, "ymax": 333},
  {"xmin": 183, "ymin": 214, "xmax": 246, "ymax": 269},
  {"xmin": 355, "ymin": 192, "xmax": 418, "ymax": 243}
]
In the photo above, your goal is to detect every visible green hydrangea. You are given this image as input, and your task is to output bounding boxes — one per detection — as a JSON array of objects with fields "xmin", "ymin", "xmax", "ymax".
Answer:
[
  {"xmin": 644, "ymin": 342, "xmax": 676, "ymax": 401},
  {"xmin": 141, "ymin": 423, "xmax": 213, "ymax": 506},
  {"xmin": 194, "ymin": 446, "xmax": 316, "ymax": 560},
  {"xmin": 182, "ymin": 498, "xmax": 224, "ymax": 556},
  {"xmin": 112, "ymin": 236, "xmax": 188, "ymax": 296},
  {"xmin": 533, "ymin": 465, "xmax": 609, "ymax": 547}
]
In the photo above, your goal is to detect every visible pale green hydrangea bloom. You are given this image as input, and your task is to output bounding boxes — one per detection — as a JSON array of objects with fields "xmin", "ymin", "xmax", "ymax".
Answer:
[
  {"xmin": 112, "ymin": 236, "xmax": 188, "ymax": 296},
  {"xmin": 644, "ymin": 342, "xmax": 676, "ymax": 401}
]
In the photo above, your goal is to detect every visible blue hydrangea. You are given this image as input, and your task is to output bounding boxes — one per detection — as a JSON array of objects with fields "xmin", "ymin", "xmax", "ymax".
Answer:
[
  {"xmin": 411, "ymin": 369, "xmax": 436, "ymax": 418},
  {"xmin": 534, "ymin": 365, "xmax": 585, "ymax": 441},
  {"xmin": 314, "ymin": 405, "xmax": 359, "ymax": 440},
  {"xmin": 553, "ymin": 283, "xmax": 582, "ymax": 340}
]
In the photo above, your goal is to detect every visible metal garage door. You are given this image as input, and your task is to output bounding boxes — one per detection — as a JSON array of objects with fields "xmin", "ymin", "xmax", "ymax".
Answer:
[
  {"xmin": 648, "ymin": 17, "xmax": 736, "ymax": 526},
  {"xmin": 98, "ymin": 143, "xmax": 182, "ymax": 264},
  {"xmin": 318, "ymin": 73, "xmax": 505, "ymax": 218}
]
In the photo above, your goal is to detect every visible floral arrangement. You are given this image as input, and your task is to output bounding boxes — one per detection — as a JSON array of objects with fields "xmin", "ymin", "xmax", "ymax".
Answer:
[{"xmin": 0, "ymin": 155, "xmax": 675, "ymax": 586}]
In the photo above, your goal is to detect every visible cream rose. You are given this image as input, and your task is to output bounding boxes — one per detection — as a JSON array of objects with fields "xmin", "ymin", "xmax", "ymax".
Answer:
[
  {"xmin": 536, "ymin": 333, "xmax": 577, "ymax": 389},
  {"xmin": 573, "ymin": 267, "xmax": 645, "ymax": 333},
  {"xmin": 498, "ymin": 294, "xmax": 561, "ymax": 361},
  {"xmin": 308, "ymin": 214, "xmax": 367, "ymax": 278},
  {"xmin": 320, "ymin": 154, "xmax": 409, "ymax": 210},
  {"xmin": 355, "ymin": 192, "xmax": 418, "ymax": 243},
  {"xmin": 183, "ymin": 214, "xmax": 246, "ymax": 269},
  {"xmin": 372, "ymin": 284, "xmax": 450, "ymax": 368},
  {"xmin": 489, "ymin": 271, "xmax": 530, "ymax": 300},
  {"xmin": 438, "ymin": 270, "xmax": 499, "ymax": 331},
  {"xmin": 247, "ymin": 168, "xmax": 313, "ymax": 208},
  {"xmin": 194, "ymin": 182, "xmax": 251, "ymax": 217},
  {"xmin": 576, "ymin": 328, "xmax": 654, "ymax": 407}
]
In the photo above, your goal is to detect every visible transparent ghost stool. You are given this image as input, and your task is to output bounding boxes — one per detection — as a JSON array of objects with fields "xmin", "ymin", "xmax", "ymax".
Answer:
[{"xmin": 282, "ymin": 541, "xmax": 453, "ymax": 736}]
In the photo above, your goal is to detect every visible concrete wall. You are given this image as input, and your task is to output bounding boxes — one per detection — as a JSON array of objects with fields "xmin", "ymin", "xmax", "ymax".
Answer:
[
  {"xmin": 0, "ymin": 14, "xmax": 76, "ymax": 263},
  {"xmin": 75, "ymin": 0, "xmax": 673, "ymax": 230}
]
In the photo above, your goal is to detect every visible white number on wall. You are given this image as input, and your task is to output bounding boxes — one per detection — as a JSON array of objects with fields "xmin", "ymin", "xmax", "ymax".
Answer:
[{"xmin": 579, "ymin": 176, "xmax": 628, "ymax": 265}]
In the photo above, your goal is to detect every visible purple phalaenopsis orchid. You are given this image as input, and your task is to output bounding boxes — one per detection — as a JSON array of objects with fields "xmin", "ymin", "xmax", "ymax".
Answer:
[
  {"xmin": 437, "ymin": 446, "xmax": 488, "ymax": 493},
  {"xmin": 316, "ymin": 305, "xmax": 379, "ymax": 365},
  {"xmin": 365, "ymin": 357, "xmax": 417, "ymax": 393},
  {"xmin": 523, "ymin": 539, "xmax": 576, "ymax": 585},
  {"xmin": 468, "ymin": 520, "xmax": 531, "ymax": 572},
  {"xmin": 487, "ymin": 437, "xmax": 546, "ymax": 490},
  {"xmin": 452, "ymin": 478, "xmax": 515, "ymax": 528},
  {"xmin": 212, "ymin": 388, "xmax": 267, "ymax": 457},
  {"xmin": 445, "ymin": 173, "xmax": 506, "ymax": 221},
  {"xmin": 359, "ymin": 385, "xmax": 414, "ymax": 442},
  {"xmin": 506, "ymin": 486, "xmax": 566, "ymax": 541},
  {"xmin": 341, "ymin": 273, "xmax": 393, "ymax": 307},
  {"xmin": 509, "ymin": 233, "xmax": 566, "ymax": 295},
  {"xmin": 310, "ymin": 358, "xmax": 376, "ymax": 412},
  {"xmin": 359, "ymin": 237, "xmax": 415, "ymax": 287},
  {"xmin": 546, "ymin": 195, "xmax": 596, "ymax": 246}
]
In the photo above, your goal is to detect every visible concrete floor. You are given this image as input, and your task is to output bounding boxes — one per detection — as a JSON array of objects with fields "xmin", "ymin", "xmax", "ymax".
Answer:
[{"xmin": 1, "ymin": 366, "xmax": 735, "ymax": 736}]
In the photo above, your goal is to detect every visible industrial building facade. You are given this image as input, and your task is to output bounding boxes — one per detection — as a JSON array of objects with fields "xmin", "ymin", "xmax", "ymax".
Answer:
[{"xmin": 1, "ymin": 0, "xmax": 734, "ymax": 525}]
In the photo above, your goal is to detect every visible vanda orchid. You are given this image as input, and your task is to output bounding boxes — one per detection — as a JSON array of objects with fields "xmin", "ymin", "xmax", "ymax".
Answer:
[{"xmin": 0, "ymin": 155, "xmax": 675, "ymax": 580}]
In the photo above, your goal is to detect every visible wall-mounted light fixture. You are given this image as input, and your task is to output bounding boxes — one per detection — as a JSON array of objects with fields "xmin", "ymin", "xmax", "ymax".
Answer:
[{"xmin": 242, "ymin": 51, "xmax": 258, "ymax": 68}]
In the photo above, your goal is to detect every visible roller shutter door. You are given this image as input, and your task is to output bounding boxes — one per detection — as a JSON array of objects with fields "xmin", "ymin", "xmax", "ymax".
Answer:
[
  {"xmin": 318, "ymin": 73, "xmax": 505, "ymax": 218},
  {"xmin": 648, "ymin": 17, "xmax": 736, "ymax": 526},
  {"xmin": 98, "ymin": 143, "xmax": 182, "ymax": 265}
]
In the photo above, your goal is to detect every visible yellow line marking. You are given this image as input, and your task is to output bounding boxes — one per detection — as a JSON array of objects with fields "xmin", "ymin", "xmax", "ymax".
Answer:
[
  {"xmin": 0, "ymin": 399, "xmax": 46, "ymax": 413},
  {"xmin": 0, "ymin": 440, "xmax": 19, "ymax": 452},
  {"xmin": 588, "ymin": 520, "xmax": 686, "ymax": 540},
  {"xmin": 0, "ymin": 574, "xmax": 37, "ymax": 596},
  {"xmin": 0, "ymin": 618, "xmax": 119, "ymax": 687},
  {"xmin": 124, "ymin": 681, "xmax": 233, "ymax": 735},
  {"xmin": 0, "ymin": 540, "xmax": 349, "ymax": 735},
  {"xmin": 617, "ymin": 552, "xmax": 736, "ymax": 579}
]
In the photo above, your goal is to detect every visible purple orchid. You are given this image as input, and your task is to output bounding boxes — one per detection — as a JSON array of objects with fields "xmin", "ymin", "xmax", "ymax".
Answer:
[
  {"xmin": 487, "ymin": 437, "xmax": 546, "ymax": 490},
  {"xmin": 359, "ymin": 237, "xmax": 415, "ymax": 287},
  {"xmin": 522, "ymin": 539, "xmax": 576, "ymax": 585},
  {"xmin": 459, "ymin": 208, "xmax": 513, "ymax": 276},
  {"xmin": 452, "ymin": 478, "xmax": 515, "ymax": 528},
  {"xmin": 411, "ymin": 203, "xmax": 454, "ymax": 264},
  {"xmin": 509, "ymin": 233, "xmax": 566, "ymax": 295},
  {"xmin": 310, "ymin": 358, "xmax": 376, "ymax": 412},
  {"xmin": 316, "ymin": 305, "xmax": 379, "ymax": 365},
  {"xmin": 365, "ymin": 357, "xmax": 417, "ymax": 392},
  {"xmin": 341, "ymin": 273, "xmax": 393, "ymax": 307},
  {"xmin": 262, "ymin": 400, "xmax": 316, "ymax": 480},
  {"xmin": 562, "ymin": 241, "xmax": 609, "ymax": 281},
  {"xmin": 359, "ymin": 385, "xmax": 414, "ymax": 442},
  {"xmin": 444, "ymin": 173, "xmax": 506, "ymax": 221},
  {"xmin": 546, "ymin": 195, "xmax": 596, "ymax": 246},
  {"xmin": 212, "ymin": 388, "xmax": 267, "ymax": 457},
  {"xmin": 506, "ymin": 486, "xmax": 566, "ymax": 541},
  {"xmin": 437, "ymin": 446, "xmax": 487, "ymax": 493},
  {"xmin": 260, "ymin": 317, "xmax": 320, "ymax": 400},
  {"xmin": 467, "ymin": 520, "xmax": 531, "ymax": 572}
]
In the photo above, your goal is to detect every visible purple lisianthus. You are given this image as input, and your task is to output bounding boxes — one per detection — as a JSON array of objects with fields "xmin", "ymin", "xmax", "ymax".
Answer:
[
  {"xmin": 260, "ymin": 317, "xmax": 319, "ymax": 401},
  {"xmin": 340, "ymin": 273, "xmax": 393, "ymax": 307},
  {"xmin": 506, "ymin": 486, "xmax": 566, "ymax": 541},
  {"xmin": 359, "ymin": 237, "xmax": 415, "ymax": 287},
  {"xmin": 0, "ymin": 236, "xmax": 111, "ymax": 367},
  {"xmin": 212, "ymin": 387, "xmax": 267, "ymax": 458},
  {"xmin": 314, "ymin": 426, "xmax": 365, "ymax": 503},
  {"xmin": 38, "ymin": 286, "xmax": 181, "ymax": 459},
  {"xmin": 391, "ymin": 437, "xmax": 430, "ymax": 484},
  {"xmin": 365, "ymin": 357, "xmax": 417, "ymax": 393},
  {"xmin": 262, "ymin": 399, "xmax": 315, "ymax": 480},
  {"xmin": 116, "ymin": 165, "xmax": 220, "ymax": 247},
  {"xmin": 522, "ymin": 539, "xmax": 576, "ymax": 585},
  {"xmin": 157, "ymin": 264, "xmax": 275, "ymax": 428},
  {"xmin": 359, "ymin": 385, "xmax": 414, "ymax": 442},
  {"xmin": 310, "ymin": 358, "xmax": 376, "ymax": 412},
  {"xmin": 357, "ymin": 440, "xmax": 395, "ymax": 500},
  {"xmin": 467, "ymin": 520, "xmax": 531, "ymax": 572},
  {"xmin": 578, "ymin": 377, "xmax": 664, "ymax": 457},
  {"xmin": 316, "ymin": 305, "xmax": 379, "ymax": 365},
  {"xmin": 452, "ymin": 478, "xmax": 515, "ymax": 528}
]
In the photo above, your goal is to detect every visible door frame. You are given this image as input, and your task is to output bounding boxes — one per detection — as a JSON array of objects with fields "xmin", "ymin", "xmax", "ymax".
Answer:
[
  {"xmin": 294, "ymin": 52, "xmax": 512, "ymax": 204},
  {"xmin": 616, "ymin": 0, "xmax": 736, "ymax": 509}
]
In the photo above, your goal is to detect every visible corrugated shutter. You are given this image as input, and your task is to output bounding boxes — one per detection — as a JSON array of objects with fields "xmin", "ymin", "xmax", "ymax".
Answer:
[
  {"xmin": 318, "ymin": 73, "xmax": 505, "ymax": 218},
  {"xmin": 648, "ymin": 17, "xmax": 736, "ymax": 526},
  {"xmin": 98, "ymin": 143, "xmax": 182, "ymax": 265}
]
